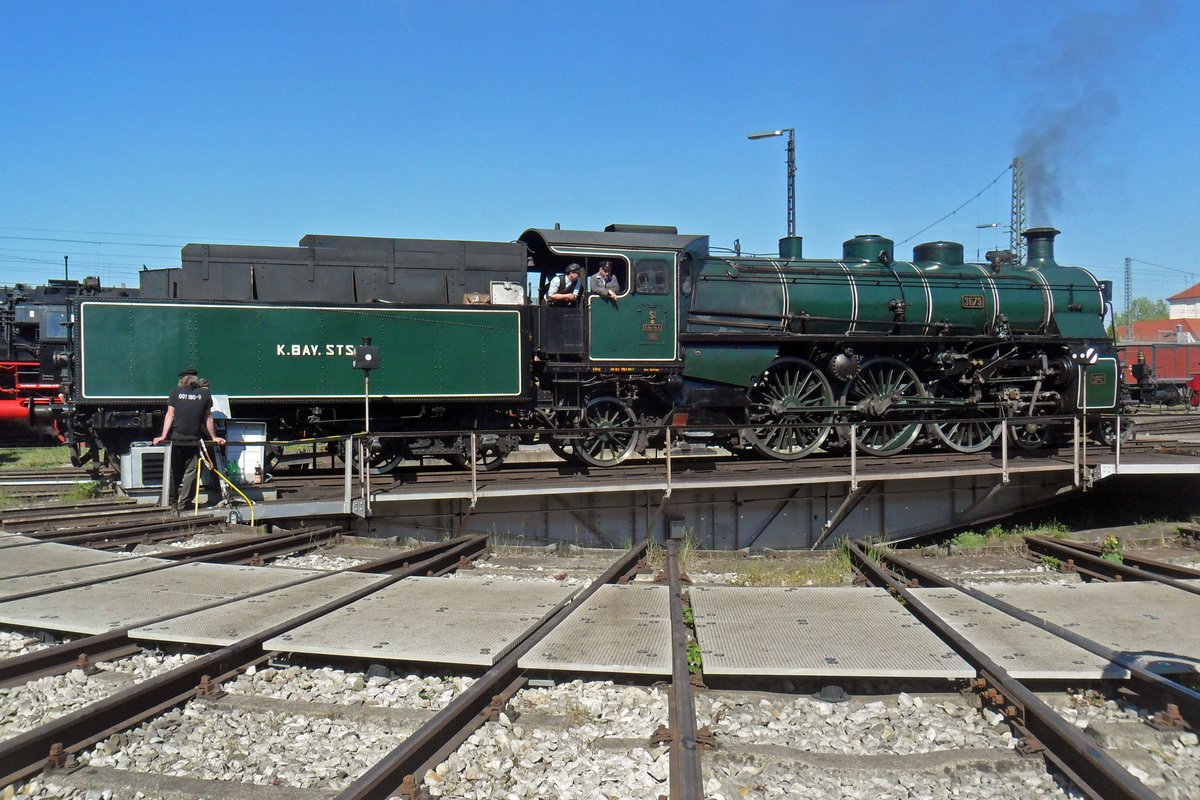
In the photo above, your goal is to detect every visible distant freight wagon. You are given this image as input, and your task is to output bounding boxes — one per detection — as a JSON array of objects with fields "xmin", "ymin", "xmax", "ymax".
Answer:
[{"xmin": 1118, "ymin": 340, "xmax": 1200, "ymax": 406}]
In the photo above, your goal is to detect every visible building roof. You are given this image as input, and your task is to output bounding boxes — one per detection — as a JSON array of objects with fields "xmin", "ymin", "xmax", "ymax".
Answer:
[
  {"xmin": 1167, "ymin": 282, "xmax": 1200, "ymax": 302},
  {"xmin": 1118, "ymin": 318, "xmax": 1200, "ymax": 342}
]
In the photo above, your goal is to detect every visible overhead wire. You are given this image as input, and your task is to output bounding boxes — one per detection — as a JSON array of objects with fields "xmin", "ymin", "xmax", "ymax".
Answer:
[
  {"xmin": 1131, "ymin": 258, "xmax": 1194, "ymax": 276},
  {"xmin": 0, "ymin": 225, "xmax": 291, "ymax": 245},
  {"xmin": 0, "ymin": 234, "xmax": 182, "ymax": 248},
  {"xmin": 0, "ymin": 225, "xmax": 274, "ymax": 285},
  {"xmin": 897, "ymin": 164, "xmax": 1013, "ymax": 246}
]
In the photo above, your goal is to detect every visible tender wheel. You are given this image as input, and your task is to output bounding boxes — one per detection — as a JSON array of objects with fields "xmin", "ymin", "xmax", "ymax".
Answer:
[
  {"xmin": 337, "ymin": 440, "xmax": 403, "ymax": 475},
  {"xmin": 575, "ymin": 397, "xmax": 640, "ymax": 467},
  {"xmin": 744, "ymin": 357, "xmax": 835, "ymax": 460},
  {"xmin": 449, "ymin": 435, "xmax": 509, "ymax": 471},
  {"xmin": 368, "ymin": 454, "xmax": 405, "ymax": 473},
  {"xmin": 927, "ymin": 385, "xmax": 999, "ymax": 454},
  {"xmin": 840, "ymin": 357, "xmax": 925, "ymax": 456}
]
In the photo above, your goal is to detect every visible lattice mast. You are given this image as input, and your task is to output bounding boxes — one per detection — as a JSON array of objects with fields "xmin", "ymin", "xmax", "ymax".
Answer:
[
  {"xmin": 1010, "ymin": 157, "xmax": 1026, "ymax": 264},
  {"xmin": 1124, "ymin": 257, "xmax": 1133, "ymax": 331}
]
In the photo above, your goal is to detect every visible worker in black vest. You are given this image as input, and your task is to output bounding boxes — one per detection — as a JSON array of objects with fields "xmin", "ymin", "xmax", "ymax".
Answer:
[
  {"xmin": 152, "ymin": 368, "xmax": 225, "ymax": 512},
  {"xmin": 546, "ymin": 264, "xmax": 582, "ymax": 306}
]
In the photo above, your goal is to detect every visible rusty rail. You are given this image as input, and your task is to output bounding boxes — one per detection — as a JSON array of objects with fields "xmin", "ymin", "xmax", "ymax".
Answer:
[
  {"xmin": 664, "ymin": 536, "xmax": 705, "ymax": 799},
  {"xmin": 0, "ymin": 534, "xmax": 489, "ymax": 788},
  {"xmin": 0, "ymin": 526, "xmax": 343, "ymax": 604},
  {"xmin": 849, "ymin": 541, "xmax": 1162, "ymax": 800},
  {"xmin": 335, "ymin": 541, "xmax": 648, "ymax": 800},
  {"xmin": 879, "ymin": 548, "xmax": 1200, "ymax": 729},
  {"xmin": 1025, "ymin": 536, "xmax": 1200, "ymax": 595},
  {"xmin": 0, "ymin": 535, "xmax": 476, "ymax": 688}
]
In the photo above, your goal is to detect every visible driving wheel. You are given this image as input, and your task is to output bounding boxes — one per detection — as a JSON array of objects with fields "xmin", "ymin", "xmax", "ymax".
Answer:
[
  {"xmin": 743, "ymin": 357, "xmax": 835, "ymax": 460},
  {"xmin": 840, "ymin": 357, "xmax": 925, "ymax": 456}
]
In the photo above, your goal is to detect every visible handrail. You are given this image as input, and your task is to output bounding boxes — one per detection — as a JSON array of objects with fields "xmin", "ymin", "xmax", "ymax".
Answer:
[{"xmin": 281, "ymin": 410, "xmax": 1138, "ymax": 523}]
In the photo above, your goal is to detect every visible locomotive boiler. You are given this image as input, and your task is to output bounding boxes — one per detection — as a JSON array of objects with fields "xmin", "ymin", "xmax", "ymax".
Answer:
[
  {"xmin": 45, "ymin": 223, "xmax": 1122, "ymax": 471},
  {"xmin": 676, "ymin": 227, "xmax": 1116, "ymax": 458}
]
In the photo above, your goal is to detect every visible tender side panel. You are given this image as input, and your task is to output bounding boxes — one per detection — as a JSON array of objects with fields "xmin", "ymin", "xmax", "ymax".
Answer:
[{"xmin": 78, "ymin": 302, "xmax": 525, "ymax": 400}]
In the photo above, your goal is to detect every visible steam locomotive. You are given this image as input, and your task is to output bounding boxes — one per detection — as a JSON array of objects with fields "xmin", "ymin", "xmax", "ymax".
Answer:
[
  {"xmin": 44, "ymin": 224, "xmax": 1123, "ymax": 469},
  {"xmin": 1, "ymin": 278, "xmax": 137, "ymax": 439}
]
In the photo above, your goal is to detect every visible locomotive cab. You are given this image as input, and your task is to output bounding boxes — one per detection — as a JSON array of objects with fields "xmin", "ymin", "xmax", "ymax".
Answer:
[{"xmin": 520, "ymin": 225, "xmax": 707, "ymax": 366}]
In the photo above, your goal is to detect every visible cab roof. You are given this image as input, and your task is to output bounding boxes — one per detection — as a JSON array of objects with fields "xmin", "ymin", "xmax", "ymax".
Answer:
[{"xmin": 520, "ymin": 226, "xmax": 709, "ymax": 254}]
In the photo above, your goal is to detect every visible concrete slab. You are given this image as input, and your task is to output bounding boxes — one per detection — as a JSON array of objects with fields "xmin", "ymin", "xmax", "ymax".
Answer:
[
  {"xmin": 0, "ymin": 540, "xmax": 146, "ymax": 580},
  {"xmin": 519, "ymin": 584, "xmax": 672, "ymax": 676},
  {"xmin": 911, "ymin": 588, "xmax": 1126, "ymax": 680},
  {"xmin": 0, "ymin": 534, "xmax": 39, "ymax": 548},
  {"xmin": 130, "ymin": 571, "xmax": 389, "ymax": 647},
  {"xmin": 0, "ymin": 563, "xmax": 322, "ymax": 634},
  {"xmin": 691, "ymin": 586, "xmax": 973, "ymax": 679},
  {"xmin": 0, "ymin": 557, "xmax": 169, "ymax": 600},
  {"xmin": 976, "ymin": 581, "xmax": 1200, "ymax": 675},
  {"xmin": 264, "ymin": 576, "xmax": 577, "ymax": 667}
]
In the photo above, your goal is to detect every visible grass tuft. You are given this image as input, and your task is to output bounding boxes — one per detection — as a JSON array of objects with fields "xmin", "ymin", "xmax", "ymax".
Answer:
[
  {"xmin": 730, "ymin": 549, "xmax": 854, "ymax": 587},
  {"xmin": 0, "ymin": 446, "xmax": 73, "ymax": 470},
  {"xmin": 949, "ymin": 520, "xmax": 1072, "ymax": 551}
]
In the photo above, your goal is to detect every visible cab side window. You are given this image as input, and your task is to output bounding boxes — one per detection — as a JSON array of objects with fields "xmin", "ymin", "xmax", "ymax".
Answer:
[{"xmin": 634, "ymin": 259, "xmax": 669, "ymax": 295}]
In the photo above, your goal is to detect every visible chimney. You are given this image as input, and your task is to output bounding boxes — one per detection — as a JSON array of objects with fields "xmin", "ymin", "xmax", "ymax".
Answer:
[{"xmin": 1022, "ymin": 227, "xmax": 1060, "ymax": 267}]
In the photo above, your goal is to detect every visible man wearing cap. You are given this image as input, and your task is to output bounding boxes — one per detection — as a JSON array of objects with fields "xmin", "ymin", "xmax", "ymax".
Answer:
[
  {"xmin": 152, "ymin": 368, "xmax": 225, "ymax": 512},
  {"xmin": 590, "ymin": 260, "xmax": 620, "ymax": 301},
  {"xmin": 546, "ymin": 264, "xmax": 582, "ymax": 306}
]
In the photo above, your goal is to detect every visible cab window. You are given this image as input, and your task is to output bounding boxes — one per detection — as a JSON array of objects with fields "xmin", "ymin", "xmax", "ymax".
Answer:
[
  {"xmin": 634, "ymin": 259, "xmax": 670, "ymax": 295},
  {"xmin": 42, "ymin": 309, "xmax": 71, "ymax": 340}
]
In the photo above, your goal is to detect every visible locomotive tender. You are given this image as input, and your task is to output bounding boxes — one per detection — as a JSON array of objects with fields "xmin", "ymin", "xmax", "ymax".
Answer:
[{"xmin": 49, "ymin": 224, "xmax": 1121, "ymax": 470}]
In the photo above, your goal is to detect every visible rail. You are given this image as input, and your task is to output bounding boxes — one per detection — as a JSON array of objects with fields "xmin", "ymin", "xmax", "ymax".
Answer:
[
  {"xmin": 664, "ymin": 534, "xmax": 705, "ymax": 799},
  {"xmin": 1024, "ymin": 535, "xmax": 1200, "ymax": 595},
  {"xmin": 335, "ymin": 541, "xmax": 648, "ymax": 800},
  {"xmin": 0, "ymin": 535, "xmax": 489, "ymax": 788},
  {"xmin": 876, "ymin": 546, "xmax": 1200, "ymax": 730},
  {"xmin": 848, "ymin": 540, "xmax": 1164, "ymax": 800}
]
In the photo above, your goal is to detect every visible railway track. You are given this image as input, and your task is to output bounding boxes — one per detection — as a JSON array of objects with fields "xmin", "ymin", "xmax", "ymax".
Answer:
[
  {"xmin": 2, "ymin": 517, "xmax": 1199, "ymax": 797},
  {"xmin": 0, "ymin": 535, "xmax": 491, "ymax": 789},
  {"xmin": 1132, "ymin": 415, "xmax": 1200, "ymax": 436},
  {"xmin": 1024, "ymin": 535, "xmax": 1200, "ymax": 589},
  {"xmin": 861, "ymin": 541, "xmax": 1200, "ymax": 800}
]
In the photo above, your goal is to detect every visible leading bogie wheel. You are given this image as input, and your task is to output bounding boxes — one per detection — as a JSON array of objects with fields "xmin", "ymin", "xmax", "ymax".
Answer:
[
  {"xmin": 1009, "ymin": 420, "xmax": 1052, "ymax": 450},
  {"xmin": 929, "ymin": 412, "xmax": 999, "ymax": 454}
]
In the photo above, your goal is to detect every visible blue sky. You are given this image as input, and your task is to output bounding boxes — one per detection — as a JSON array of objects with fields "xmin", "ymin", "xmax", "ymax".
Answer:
[{"xmin": 1, "ymin": 1, "xmax": 1196, "ymax": 307}]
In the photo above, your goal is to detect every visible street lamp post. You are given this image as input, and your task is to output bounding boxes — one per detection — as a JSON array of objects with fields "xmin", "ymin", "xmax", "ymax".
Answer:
[
  {"xmin": 748, "ymin": 128, "xmax": 796, "ymax": 239},
  {"xmin": 975, "ymin": 222, "xmax": 1000, "ymax": 261}
]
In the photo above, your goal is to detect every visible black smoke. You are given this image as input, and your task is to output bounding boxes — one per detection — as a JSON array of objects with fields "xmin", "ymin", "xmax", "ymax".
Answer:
[{"xmin": 1015, "ymin": 1, "xmax": 1173, "ymax": 224}]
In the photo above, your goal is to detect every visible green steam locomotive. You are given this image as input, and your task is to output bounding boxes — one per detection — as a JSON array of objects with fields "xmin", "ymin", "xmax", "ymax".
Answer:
[{"xmin": 50, "ymin": 224, "xmax": 1120, "ymax": 469}]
